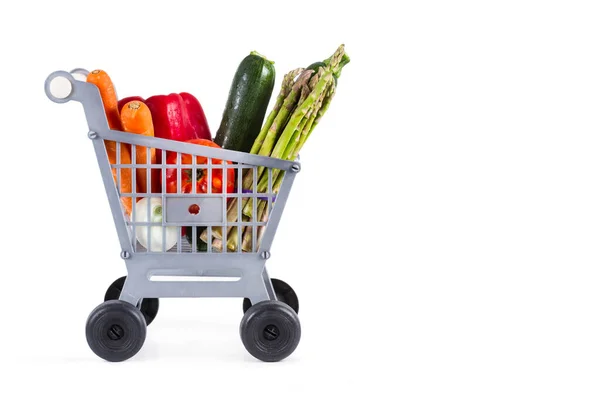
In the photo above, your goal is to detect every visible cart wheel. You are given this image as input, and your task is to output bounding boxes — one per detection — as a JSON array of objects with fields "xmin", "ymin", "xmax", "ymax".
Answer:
[
  {"xmin": 85, "ymin": 300, "xmax": 147, "ymax": 362},
  {"xmin": 240, "ymin": 300, "xmax": 301, "ymax": 362},
  {"xmin": 243, "ymin": 278, "xmax": 299, "ymax": 314},
  {"xmin": 105, "ymin": 276, "xmax": 159, "ymax": 326}
]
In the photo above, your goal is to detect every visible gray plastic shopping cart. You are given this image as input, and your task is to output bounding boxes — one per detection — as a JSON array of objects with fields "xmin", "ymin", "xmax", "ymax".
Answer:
[{"xmin": 45, "ymin": 69, "xmax": 302, "ymax": 362}]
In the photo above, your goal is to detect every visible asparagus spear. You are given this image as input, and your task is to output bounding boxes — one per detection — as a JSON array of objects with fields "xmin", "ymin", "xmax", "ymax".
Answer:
[
  {"xmin": 276, "ymin": 66, "xmax": 327, "ymax": 161},
  {"xmin": 282, "ymin": 82, "xmax": 329, "ymax": 161},
  {"xmin": 280, "ymin": 111, "xmax": 313, "ymax": 171},
  {"xmin": 249, "ymin": 68, "xmax": 304, "ymax": 155},
  {"xmin": 220, "ymin": 163, "xmax": 264, "ymax": 247},
  {"xmin": 240, "ymin": 200, "xmax": 268, "ymax": 252},
  {"xmin": 323, "ymin": 44, "xmax": 349, "ymax": 76},
  {"xmin": 242, "ymin": 200, "xmax": 270, "ymax": 251},
  {"xmin": 274, "ymin": 73, "xmax": 332, "ymax": 159},
  {"xmin": 287, "ymin": 45, "xmax": 345, "ymax": 161},
  {"xmin": 298, "ymin": 83, "xmax": 310, "ymax": 104},
  {"xmin": 223, "ymin": 157, "xmax": 270, "ymax": 247},
  {"xmin": 271, "ymin": 169, "xmax": 285, "ymax": 193},
  {"xmin": 243, "ymin": 171, "xmax": 284, "ymax": 249},
  {"xmin": 240, "ymin": 225, "xmax": 252, "ymax": 253},
  {"xmin": 239, "ymin": 70, "xmax": 312, "ymax": 193},
  {"xmin": 210, "ymin": 238, "xmax": 223, "ymax": 251},
  {"xmin": 255, "ymin": 201, "xmax": 271, "ymax": 250},
  {"xmin": 257, "ymin": 70, "xmax": 312, "ymax": 158},
  {"xmin": 324, "ymin": 52, "xmax": 350, "ymax": 79},
  {"xmin": 308, "ymin": 66, "xmax": 324, "ymax": 90},
  {"xmin": 226, "ymin": 224, "xmax": 240, "ymax": 252},
  {"xmin": 274, "ymin": 84, "xmax": 311, "ymax": 162},
  {"xmin": 227, "ymin": 215, "xmax": 253, "ymax": 252},
  {"xmin": 292, "ymin": 81, "xmax": 337, "ymax": 159}
]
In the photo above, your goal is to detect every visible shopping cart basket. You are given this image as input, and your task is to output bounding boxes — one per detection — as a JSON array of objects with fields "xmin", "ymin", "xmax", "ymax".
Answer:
[{"xmin": 45, "ymin": 69, "xmax": 302, "ymax": 362}]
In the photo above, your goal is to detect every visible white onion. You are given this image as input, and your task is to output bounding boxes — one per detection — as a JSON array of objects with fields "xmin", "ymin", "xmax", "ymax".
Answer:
[{"xmin": 134, "ymin": 197, "xmax": 178, "ymax": 252}]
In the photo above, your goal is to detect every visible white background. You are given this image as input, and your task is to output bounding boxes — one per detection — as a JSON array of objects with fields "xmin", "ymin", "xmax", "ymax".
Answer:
[{"xmin": 1, "ymin": 0, "xmax": 599, "ymax": 399}]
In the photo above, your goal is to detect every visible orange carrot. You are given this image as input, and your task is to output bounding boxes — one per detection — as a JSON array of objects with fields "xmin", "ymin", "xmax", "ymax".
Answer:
[
  {"xmin": 105, "ymin": 141, "xmax": 133, "ymax": 215},
  {"xmin": 86, "ymin": 69, "xmax": 122, "ymax": 130},
  {"xmin": 87, "ymin": 69, "xmax": 132, "ymax": 215},
  {"xmin": 120, "ymin": 101, "xmax": 158, "ymax": 194}
]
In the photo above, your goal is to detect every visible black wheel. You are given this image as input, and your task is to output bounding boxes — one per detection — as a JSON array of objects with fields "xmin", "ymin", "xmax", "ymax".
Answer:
[
  {"xmin": 240, "ymin": 300, "xmax": 301, "ymax": 362},
  {"xmin": 85, "ymin": 300, "xmax": 147, "ymax": 362},
  {"xmin": 243, "ymin": 278, "xmax": 299, "ymax": 314},
  {"xmin": 105, "ymin": 276, "xmax": 159, "ymax": 326}
]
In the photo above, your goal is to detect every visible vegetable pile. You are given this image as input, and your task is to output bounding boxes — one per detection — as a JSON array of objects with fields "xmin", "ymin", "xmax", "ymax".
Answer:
[{"xmin": 86, "ymin": 44, "xmax": 349, "ymax": 252}]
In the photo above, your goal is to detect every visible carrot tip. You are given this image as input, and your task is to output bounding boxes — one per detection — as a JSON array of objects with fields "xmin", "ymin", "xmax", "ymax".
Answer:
[{"xmin": 128, "ymin": 102, "xmax": 141, "ymax": 110}]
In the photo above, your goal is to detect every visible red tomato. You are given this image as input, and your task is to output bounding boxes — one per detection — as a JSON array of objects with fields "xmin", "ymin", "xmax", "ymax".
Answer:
[{"xmin": 163, "ymin": 139, "xmax": 235, "ymax": 194}]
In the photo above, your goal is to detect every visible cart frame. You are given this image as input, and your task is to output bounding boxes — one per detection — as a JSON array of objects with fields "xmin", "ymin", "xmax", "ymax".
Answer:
[{"xmin": 45, "ymin": 69, "xmax": 301, "ymax": 308}]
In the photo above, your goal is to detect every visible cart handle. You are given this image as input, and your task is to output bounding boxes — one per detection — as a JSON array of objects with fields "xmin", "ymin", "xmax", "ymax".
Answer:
[{"xmin": 44, "ymin": 69, "xmax": 90, "ymax": 103}]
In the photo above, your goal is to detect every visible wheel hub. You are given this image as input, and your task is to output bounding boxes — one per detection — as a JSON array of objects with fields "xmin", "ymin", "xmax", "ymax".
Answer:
[
  {"xmin": 107, "ymin": 324, "xmax": 124, "ymax": 340},
  {"xmin": 263, "ymin": 324, "xmax": 280, "ymax": 341}
]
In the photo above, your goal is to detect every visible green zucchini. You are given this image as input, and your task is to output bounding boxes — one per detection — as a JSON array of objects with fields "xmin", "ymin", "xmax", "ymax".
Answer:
[
  {"xmin": 185, "ymin": 226, "xmax": 208, "ymax": 252},
  {"xmin": 307, "ymin": 52, "xmax": 351, "ymax": 83},
  {"xmin": 306, "ymin": 61, "xmax": 341, "ymax": 85},
  {"xmin": 214, "ymin": 51, "xmax": 276, "ymax": 153},
  {"xmin": 306, "ymin": 61, "xmax": 326, "ymax": 70}
]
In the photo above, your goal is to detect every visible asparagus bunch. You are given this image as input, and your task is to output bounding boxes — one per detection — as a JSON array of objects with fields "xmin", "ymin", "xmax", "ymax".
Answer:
[
  {"xmin": 202, "ymin": 44, "xmax": 349, "ymax": 252},
  {"xmin": 237, "ymin": 44, "xmax": 348, "ymax": 252},
  {"xmin": 239, "ymin": 70, "xmax": 339, "ymax": 252},
  {"xmin": 242, "ymin": 44, "xmax": 346, "ymax": 207},
  {"xmin": 199, "ymin": 68, "xmax": 304, "ymax": 248}
]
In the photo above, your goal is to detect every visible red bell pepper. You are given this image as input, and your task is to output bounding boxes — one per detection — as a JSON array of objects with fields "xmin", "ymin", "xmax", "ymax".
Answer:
[
  {"xmin": 180, "ymin": 93, "xmax": 212, "ymax": 142},
  {"xmin": 163, "ymin": 139, "xmax": 235, "ymax": 195},
  {"xmin": 145, "ymin": 93, "xmax": 211, "ymax": 142}
]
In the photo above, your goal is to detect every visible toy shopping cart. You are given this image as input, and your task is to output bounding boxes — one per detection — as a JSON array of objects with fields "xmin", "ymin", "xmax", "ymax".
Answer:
[{"xmin": 45, "ymin": 69, "xmax": 302, "ymax": 362}]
